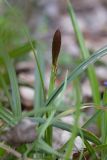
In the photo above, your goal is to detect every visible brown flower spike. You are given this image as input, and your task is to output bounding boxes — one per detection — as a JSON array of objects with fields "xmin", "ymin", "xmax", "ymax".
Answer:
[{"xmin": 52, "ymin": 29, "xmax": 61, "ymax": 67}]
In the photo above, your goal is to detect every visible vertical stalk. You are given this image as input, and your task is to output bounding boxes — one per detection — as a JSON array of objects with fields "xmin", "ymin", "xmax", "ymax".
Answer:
[
  {"xmin": 101, "ymin": 82, "xmax": 107, "ymax": 160},
  {"xmin": 45, "ymin": 29, "xmax": 61, "ymax": 146},
  {"xmin": 45, "ymin": 66, "xmax": 57, "ymax": 146},
  {"xmin": 65, "ymin": 79, "xmax": 81, "ymax": 159},
  {"xmin": 67, "ymin": 0, "xmax": 100, "ymax": 111}
]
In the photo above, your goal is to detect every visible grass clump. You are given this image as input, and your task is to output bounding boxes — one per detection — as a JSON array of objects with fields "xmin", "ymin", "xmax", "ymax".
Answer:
[{"xmin": 0, "ymin": 1, "xmax": 107, "ymax": 160}]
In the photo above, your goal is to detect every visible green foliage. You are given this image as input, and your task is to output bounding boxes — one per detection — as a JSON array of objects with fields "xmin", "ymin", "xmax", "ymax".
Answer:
[
  {"xmin": 0, "ymin": 6, "xmax": 25, "ymax": 51},
  {"xmin": 0, "ymin": 1, "xmax": 107, "ymax": 159},
  {"xmin": 67, "ymin": 0, "xmax": 100, "ymax": 106}
]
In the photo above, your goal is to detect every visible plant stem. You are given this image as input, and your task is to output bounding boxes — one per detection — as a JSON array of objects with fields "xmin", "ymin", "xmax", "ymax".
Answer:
[
  {"xmin": 101, "ymin": 87, "xmax": 107, "ymax": 159},
  {"xmin": 45, "ymin": 66, "xmax": 56, "ymax": 146}
]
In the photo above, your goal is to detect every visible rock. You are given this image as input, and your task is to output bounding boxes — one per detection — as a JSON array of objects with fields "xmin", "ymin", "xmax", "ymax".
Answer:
[{"xmin": 20, "ymin": 86, "xmax": 34, "ymax": 109}]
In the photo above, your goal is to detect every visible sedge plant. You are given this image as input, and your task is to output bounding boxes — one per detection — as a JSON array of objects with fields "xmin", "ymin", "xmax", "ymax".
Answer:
[{"xmin": 0, "ymin": 1, "xmax": 107, "ymax": 159}]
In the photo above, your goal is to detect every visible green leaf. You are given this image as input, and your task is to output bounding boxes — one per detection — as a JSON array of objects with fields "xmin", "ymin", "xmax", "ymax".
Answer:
[
  {"xmin": 38, "ymin": 112, "xmax": 55, "ymax": 139},
  {"xmin": 67, "ymin": 0, "xmax": 100, "ymax": 105},
  {"xmin": 54, "ymin": 120, "xmax": 101, "ymax": 145},
  {"xmin": 82, "ymin": 110, "xmax": 102, "ymax": 128},
  {"xmin": 31, "ymin": 117, "xmax": 101, "ymax": 145},
  {"xmin": 46, "ymin": 46, "xmax": 107, "ymax": 106},
  {"xmin": 0, "ymin": 40, "xmax": 36, "ymax": 63},
  {"xmin": 95, "ymin": 144, "xmax": 107, "ymax": 152},
  {"xmin": 101, "ymin": 86, "xmax": 107, "ymax": 159},
  {"xmin": 35, "ymin": 139, "xmax": 63, "ymax": 158},
  {"xmin": 0, "ymin": 73, "xmax": 13, "ymax": 108},
  {"xmin": 0, "ymin": 50, "xmax": 22, "ymax": 121},
  {"xmin": 34, "ymin": 51, "xmax": 45, "ymax": 116},
  {"xmin": 9, "ymin": 40, "xmax": 36, "ymax": 58},
  {"xmin": 65, "ymin": 80, "xmax": 81, "ymax": 160},
  {"xmin": 0, "ymin": 104, "xmax": 15, "ymax": 126},
  {"xmin": 84, "ymin": 140, "xmax": 98, "ymax": 160}
]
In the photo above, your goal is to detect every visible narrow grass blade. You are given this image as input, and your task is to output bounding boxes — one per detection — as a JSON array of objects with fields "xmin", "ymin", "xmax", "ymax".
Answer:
[
  {"xmin": 31, "ymin": 117, "xmax": 101, "ymax": 145},
  {"xmin": 35, "ymin": 139, "xmax": 63, "ymax": 158},
  {"xmin": 0, "ymin": 143, "xmax": 22, "ymax": 158},
  {"xmin": 102, "ymin": 85, "xmax": 107, "ymax": 144},
  {"xmin": 101, "ymin": 85, "xmax": 107, "ymax": 159},
  {"xmin": 3, "ymin": 0, "xmax": 46, "ymax": 103},
  {"xmin": 67, "ymin": 0, "xmax": 100, "ymax": 105},
  {"xmin": 34, "ymin": 50, "xmax": 45, "ymax": 116},
  {"xmin": 38, "ymin": 111, "xmax": 55, "ymax": 139},
  {"xmin": 65, "ymin": 79, "xmax": 81, "ymax": 159},
  {"xmin": 54, "ymin": 120, "xmax": 101, "ymax": 145},
  {"xmin": 55, "ymin": 70, "xmax": 68, "ymax": 107},
  {"xmin": 82, "ymin": 110, "xmax": 102, "ymax": 128},
  {"xmin": 46, "ymin": 46, "xmax": 107, "ymax": 106},
  {"xmin": 95, "ymin": 144, "xmax": 107, "ymax": 152},
  {"xmin": 84, "ymin": 140, "xmax": 98, "ymax": 160},
  {"xmin": 9, "ymin": 40, "xmax": 36, "ymax": 58},
  {"xmin": 27, "ymin": 36, "xmax": 46, "ymax": 103},
  {"xmin": 0, "ymin": 50, "xmax": 22, "ymax": 121},
  {"xmin": 0, "ymin": 73, "xmax": 13, "ymax": 108},
  {"xmin": 0, "ymin": 104, "xmax": 15, "ymax": 126}
]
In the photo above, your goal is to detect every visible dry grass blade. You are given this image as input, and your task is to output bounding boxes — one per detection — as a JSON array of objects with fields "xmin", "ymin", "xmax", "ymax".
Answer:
[
  {"xmin": 0, "ymin": 143, "xmax": 22, "ymax": 158},
  {"xmin": 0, "ymin": 142, "xmax": 33, "ymax": 159}
]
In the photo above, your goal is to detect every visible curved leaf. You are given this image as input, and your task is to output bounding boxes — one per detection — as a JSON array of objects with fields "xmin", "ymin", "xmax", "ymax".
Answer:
[{"xmin": 46, "ymin": 46, "xmax": 107, "ymax": 106}]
